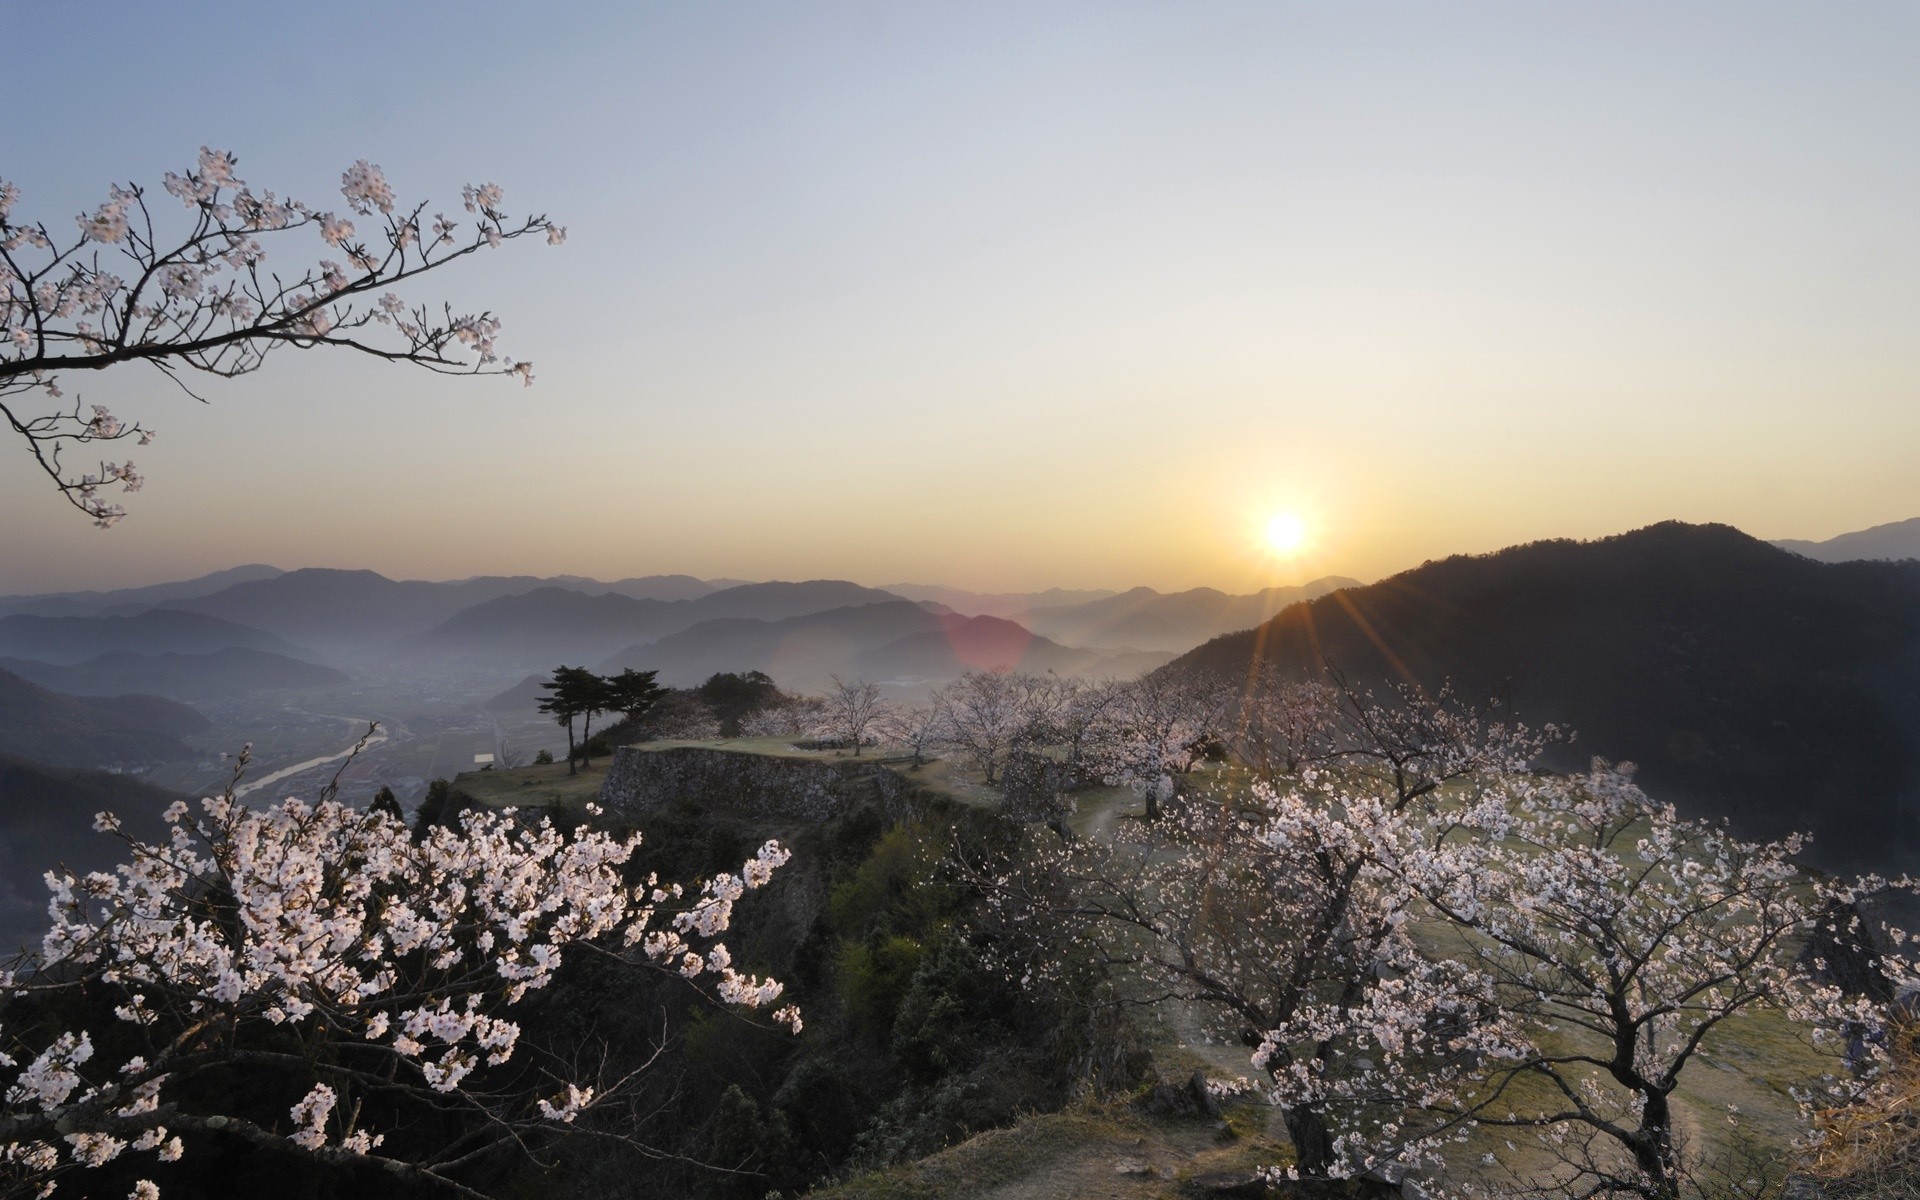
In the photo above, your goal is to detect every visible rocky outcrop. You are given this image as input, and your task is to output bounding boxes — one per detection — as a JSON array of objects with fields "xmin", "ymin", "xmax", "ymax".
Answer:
[{"xmin": 598, "ymin": 745, "xmax": 926, "ymax": 823}]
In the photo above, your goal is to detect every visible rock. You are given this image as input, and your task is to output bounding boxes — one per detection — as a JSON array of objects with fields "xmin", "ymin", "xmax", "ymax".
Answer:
[
  {"xmin": 1186, "ymin": 1170, "xmax": 1269, "ymax": 1198},
  {"xmin": 1114, "ymin": 1158, "xmax": 1152, "ymax": 1176},
  {"xmin": 1189, "ymin": 1068, "xmax": 1223, "ymax": 1117},
  {"xmin": 1781, "ymin": 1177, "xmax": 1827, "ymax": 1200},
  {"xmin": 1142, "ymin": 1081, "xmax": 1199, "ymax": 1116}
]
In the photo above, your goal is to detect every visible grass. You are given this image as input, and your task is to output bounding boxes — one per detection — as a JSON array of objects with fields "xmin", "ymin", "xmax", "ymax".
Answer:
[
  {"xmin": 625, "ymin": 735, "xmax": 852, "ymax": 760},
  {"xmin": 450, "ymin": 759, "xmax": 609, "ymax": 811},
  {"xmin": 1806, "ymin": 1019, "xmax": 1920, "ymax": 1196}
]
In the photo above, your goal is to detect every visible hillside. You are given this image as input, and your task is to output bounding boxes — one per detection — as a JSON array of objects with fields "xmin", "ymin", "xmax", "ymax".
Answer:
[
  {"xmin": 0, "ymin": 609, "xmax": 311, "ymax": 665},
  {"xmin": 0, "ymin": 754, "xmax": 189, "ymax": 951},
  {"xmin": 0, "ymin": 668, "xmax": 209, "ymax": 769},
  {"xmin": 0, "ymin": 647, "xmax": 348, "ymax": 701},
  {"xmin": 1171, "ymin": 522, "xmax": 1920, "ymax": 870}
]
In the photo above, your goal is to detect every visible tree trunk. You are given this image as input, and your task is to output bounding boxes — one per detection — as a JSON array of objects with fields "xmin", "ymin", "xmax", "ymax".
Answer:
[
  {"xmin": 565, "ymin": 716, "xmax": 577, "ymax": 776},
  {"xmin": 580, "ymin": 710, "xmax": 594, "ymax": 767},
  {"xmin": 1282, "ymin": 1103, "xmax": 1337, "ymax": 1176},
  {"xmin": 1628, "ymin": 1093, "xmax": 1680, "ymax": 1200}
]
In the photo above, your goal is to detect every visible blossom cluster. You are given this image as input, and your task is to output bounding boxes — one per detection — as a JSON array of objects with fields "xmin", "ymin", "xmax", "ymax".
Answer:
[{"xmin": 0, "ymin": 795, "xmax": 793, "ymax": 1198}]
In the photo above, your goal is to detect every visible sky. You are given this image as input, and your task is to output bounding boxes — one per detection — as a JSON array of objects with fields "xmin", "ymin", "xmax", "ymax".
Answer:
[{"xmin": 2, "ymin": 1, "xmax": 1915, "ymax": 596}]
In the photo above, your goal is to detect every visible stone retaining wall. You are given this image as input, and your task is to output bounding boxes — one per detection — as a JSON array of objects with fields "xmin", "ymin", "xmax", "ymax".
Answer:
[{"xmin": 599, "ymin": 745, "xmax": 926, "ymax": 823}]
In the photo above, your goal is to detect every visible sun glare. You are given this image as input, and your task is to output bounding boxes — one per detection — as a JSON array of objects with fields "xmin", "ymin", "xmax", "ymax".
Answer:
[{"xmin": 1266, "ymin": 512, "xmax": 1308, "ymax": 556}]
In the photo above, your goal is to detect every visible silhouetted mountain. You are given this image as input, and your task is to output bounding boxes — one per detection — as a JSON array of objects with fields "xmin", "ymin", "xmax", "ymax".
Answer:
[
  {"xmin": 1170, "ymin": 522, "xmax": 1920, "ymax": 872},
  {"xmin": 408, "ymin": 588, "xmax": 680, "ymax": 666},
  {"xmin": 0, "ymin": 564, "xmax": 284, "ymax": 617},
  {"xmin": 1775, "ymin": 517, "xmax": 1920, "ymax": 563},
  {"xmin": 590, "ymin": 601, "xmax": 1169, "ymax": 697},
  {"xmin": 447, "ymin": 573, "xmax": 717, "ymax": 603},
  {"xmin": 411, "ymin": 580, "xmax": 909, "ymax": 669},
  {"xmin": 0, "ymin": 754, "xmax": 189, "ymax": 950},
  {"xmin": 0, "ymin": 668, "xmax": 208, "ymax": 769},
  {"xmin": 856, "ymin": 613, "xmax": 1173, "ymax": 681},
  {"xmin": 160, "ymin": 569, "xmax": 530, "ymax": 650},
  {"xmin": 0, "ymin": 609, "xmax": 311, "ymax": 665},
  {"xmin": 1024, "ymin": 577, "xmax": 1363, "ymax": 652},
  {"xmin": 878, "ymin": 583, "xmax": 1122, "ymax": 618},
  {"xmin": 0, "ymin": 648, "xmax": 347, "ymax": 702},
  {"xmin": 485, "ymin": 673, "xmax": 553, "ymax": 714},
  {"xmin": 171, "ymin": 571, "xmax": 890, "ymax": 658},
  {"xmin": 679, "ymin": 580, "xmax": 906, "ymax": 621},
  {"xmin": 602, "ymin": 575, "xmax": 720, "ymax": 602}
]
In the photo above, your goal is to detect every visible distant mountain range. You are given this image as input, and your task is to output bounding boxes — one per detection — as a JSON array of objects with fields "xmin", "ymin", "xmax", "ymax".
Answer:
[
  {"xmin": 0, "ymin": 564, "xmax": 285, "ymax": 617},
  {"xmin": 0, "ymin": 609, "xmax": 315, "ymax": 665},
  {"xmin": 1172, "ymin": 522, "xmax": 1920, "ymax": 872},
  {"xmin": 878, "ymin": 584, "xmax": 1122, "ymax": 617},
  {"xmin": 1021, "ymin": 578, "xmax": 1361, "ymax": 652},
  {"xmin": 0, "ymin": 648, "xmax": 347, "ymax": 702},
  {"xmin": 0, "ymin": 565, "xmax": 1366, "ymax": 678},
  {"xmin": 1774, "ymin": 516, "xmax": 1920, "ymax": 563},
  {"xmin": 0, "ymin": 667, "xmax": 210, "ymax": 769},
  {"xmin": 405, "ymin": 580, "xmax": 911, "ymax": 669},
  {"xmin": 593, "ymin": 600, "xmax": 1171, "ymax": 695}
]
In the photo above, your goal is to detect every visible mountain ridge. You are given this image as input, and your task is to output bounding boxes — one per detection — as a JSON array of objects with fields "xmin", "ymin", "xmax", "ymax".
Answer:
[{"xmin": 1169, "ymin": 521, "xmax": 1920, "ymax": 871}]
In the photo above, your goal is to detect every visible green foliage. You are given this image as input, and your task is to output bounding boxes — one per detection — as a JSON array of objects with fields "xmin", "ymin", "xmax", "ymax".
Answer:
[
  {"xmin": 411, "ymin": 778, "xmax": 474, "ymax": 836},
  {"xmin": 828, "ymin": 823, "xmax": 952, "ymax": 941},
  {"xmin": 533, "ymin": 749, "xmax": 554, "ymax": 765},
  {"xmin": 835, "ymin": 935, "xmax": 926, "ymax": 1038},
  {"xmin": 369, "ymin": 784, "xmax": 402, "ymax": 820},
  {"xmin": 606, "ymin": 667, "xmax": 667, "ymax": 722},
  {"xmin": 697, "ymin": 670, "xmax": 785, "ymax": 736}
]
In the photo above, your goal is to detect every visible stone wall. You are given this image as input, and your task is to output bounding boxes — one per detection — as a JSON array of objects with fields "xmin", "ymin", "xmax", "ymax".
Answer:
[{"xmin": 598, "ymin": 745, "xmax": 926, "ymax": 824}]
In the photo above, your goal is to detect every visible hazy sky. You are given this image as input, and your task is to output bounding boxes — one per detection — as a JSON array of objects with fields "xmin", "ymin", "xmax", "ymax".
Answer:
[{"xmin": 3, "ymin": 1, "xmax": 1915, "ymax": 595}]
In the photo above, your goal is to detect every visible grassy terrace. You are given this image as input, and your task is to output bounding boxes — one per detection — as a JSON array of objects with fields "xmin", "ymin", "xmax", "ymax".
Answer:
[
  {"xmin": 449, "ymin": 758, "xmax": 610, "ymax": 811},
  {"xmin": 451, "ymin": 737, "xmax": 1017, "ymax": 812}
]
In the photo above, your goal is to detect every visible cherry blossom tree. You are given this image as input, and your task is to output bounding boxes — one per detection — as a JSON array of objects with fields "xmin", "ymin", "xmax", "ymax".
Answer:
[
  {"xmin": 819, "ymin": 676, "xmax": 891, "ymax": 757},
  {"xmin": 879, "ymin": 698, "xmax": 949, "ymax": 765},
  {"xmin": 939, "ymin": 670, "xmax": 1054, "ymax": 785},
  {"xmin": 1391, "ymin": 760, "xmax": 1894, "ymax": 1200},
  {"xmin": 0, "ymin": 761, "xmax": 797, "ymax": 1200},
  {"xmin": 1089, "ymin": 669, "xmax": 1233, "ymax": 820},
  {"xmin": 0, "ymin": 148, "xmax": 560, "ymax": 525},
  {"xmin": 974, "ymin": 680, "xmax": 1564, "ymax": 1178},
  {"xmin": 738, "ymin": 696, "xmax": 824, "ymax": 739}
]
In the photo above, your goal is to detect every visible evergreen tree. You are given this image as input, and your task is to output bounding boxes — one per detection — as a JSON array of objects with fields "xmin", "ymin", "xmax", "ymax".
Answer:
[
  {"xmin": 606, "ymin": 667, "xmax": 668, "ymax": 724},
  {"xmin": 537, "ymin": 665, "xmax": 595, "ymax": 775},
  {"xmin": 370, "ymin": 785, "xmax": 403, "ymax": 821}
]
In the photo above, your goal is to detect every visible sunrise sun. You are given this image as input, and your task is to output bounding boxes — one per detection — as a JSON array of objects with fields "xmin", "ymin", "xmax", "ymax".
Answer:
[{"xmin": 1265, "ymin": 512, "xmax": 1308, "ymax": 556}]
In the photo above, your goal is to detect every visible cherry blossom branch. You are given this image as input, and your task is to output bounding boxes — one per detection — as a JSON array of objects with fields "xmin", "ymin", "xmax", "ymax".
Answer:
[{"xmin": 0, "ymin": 151, "xmax": 563, "ymax": 525}]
